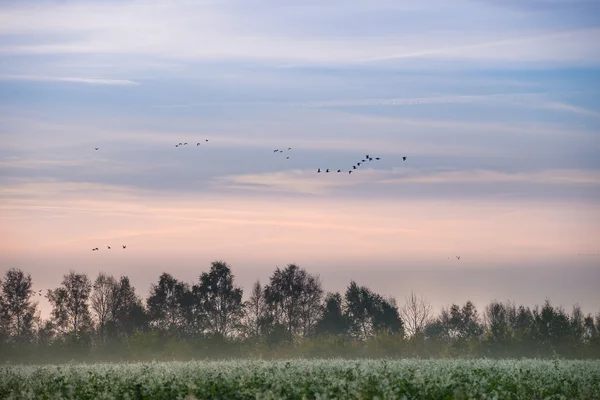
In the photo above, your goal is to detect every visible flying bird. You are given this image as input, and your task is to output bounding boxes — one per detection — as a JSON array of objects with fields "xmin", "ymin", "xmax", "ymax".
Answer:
[
  {"xmin": 456, "ymin": 256, "xmax": 460, "ymax": 260},
  {"xmin": 348, "ymin": 171, "xmax": 352, "ymax": 174},
  {"xmin": 205, "ymin": 139, "xmax": 209, "ymax": 142},
  {"xmin": 94, "ymin": 148, "xmax": 99, "ymax": 150},
  {"xmin": 288, "ymin": 147, "xmax": 292, "ymax": 150},
  {"xmin": 366, "ymin": 155, "xmax": 369, "ymax": 159},
  {"xmin": 403, "ymin": 157, "xmax": 407, "ymax": 161},
  {"xmin": 122, "ymin": 245, "xmax": 127, "ymax": 249},
  {"xmin": 353, "ymin": 166, "xmax": 356, "ymax": 169},
  {"xmin": 337, "ymin": 169, "xmax": 341, "ymax": 172},
  {"xmin": 286, "ymin": 156, "xmax": 290, "ymax": 159},
  {"xmin": 326, "ymin": 169, "xmax": 330, "ymax": 173},
  {"xmin": 179, "ymin": 143, "xmax": 182, "ymax": 146},
  {"xmin": 375, "ymin": 157, "xmax": 380, "ymax": 160},
  {"xmin": 317, "ymin": 168, "xmax": 321, "ymax": 173},
  {"xmin": 107, "ymin": 246, "xmax": 111, "ymax": 249},
  {"xmin": 197, "ymin": 143, "xmax": 201, "ymax": 146}
]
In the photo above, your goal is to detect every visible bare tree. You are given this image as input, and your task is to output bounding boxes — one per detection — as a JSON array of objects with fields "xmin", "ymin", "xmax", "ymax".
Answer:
[
  {"xmin": 400, "ymin": 291, "xmax": 433, "ymax": 337},
  {"xmin": 244, "ymin": 280, "xmax": 267, "ymax": 338},
  {"xmin": 91, "ymin": 272, "xmax": 117, "ymax": 342}
]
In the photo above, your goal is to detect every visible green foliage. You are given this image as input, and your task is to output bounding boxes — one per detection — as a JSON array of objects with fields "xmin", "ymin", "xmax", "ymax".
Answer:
[{"xmin": 1, "ymin": 359, "xmax": 599, "ymax": 399}]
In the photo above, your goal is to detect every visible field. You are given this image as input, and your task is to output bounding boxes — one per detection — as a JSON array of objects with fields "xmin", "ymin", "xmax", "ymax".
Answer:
[{"xmin": 1, "ymin": 359, "xmax": 599, "ymax": 399}]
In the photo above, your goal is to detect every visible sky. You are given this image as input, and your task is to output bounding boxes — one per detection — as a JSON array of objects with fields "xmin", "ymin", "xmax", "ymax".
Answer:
[{"xmin": 0, "ymin": 0, "xmax": 599, "ymax": 319}]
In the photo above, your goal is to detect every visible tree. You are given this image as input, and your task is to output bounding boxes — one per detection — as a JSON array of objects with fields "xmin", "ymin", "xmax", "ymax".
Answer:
[
  {"xmin": 344, "ymin": 281, "xmax": 376, "ymax": 340},
  {"xmin": 91, "ymin": 272, "xmax": 117, "ymax": 343},
  {"xmin": 47, "ymin": 271, "xmax": 93, "ymax": 340},
  {"xmin": 298, "ymin": 273, "xmax": 324, "ymax": 337},
  {"xmin": 315, "ymin": 292, "xmax": 348, "ymax": 336},
  {"xmin": 109, "ymin": 276, "xmax": 148, "ymax": 338},
  {"xmin": 400, "ymin": 291, "xmax": 433, "ymax": 337},
  {"xmin": 146, "ymin": 273, "xmax": 190, "ymax": 336},
  {"xmin": 0, "ymin": 277, "xmax": 10, "ymax": 344},
  {"xmin": 244, "ymin": 280, "xmax": 267, "ymax": 339},
  {"xmin": 371, "ymin": 294, "xmax": 403, "ymax": 336},
  {"xmin": 194, "ymin": 261, "xmax": 244, "ymax": 338},
  {"xmin": 1, "ymin": 268, "xmax": 37, "ymax": 342},
  {"xmin": 264, "ymin": 264, "xmax": 321, "ymax": 340}
]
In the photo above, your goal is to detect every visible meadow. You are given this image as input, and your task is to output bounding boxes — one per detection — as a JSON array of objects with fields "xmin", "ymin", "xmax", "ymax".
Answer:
[{"xmin": 1, "ymin": 358, "xmax": 599, "ymax": 399}]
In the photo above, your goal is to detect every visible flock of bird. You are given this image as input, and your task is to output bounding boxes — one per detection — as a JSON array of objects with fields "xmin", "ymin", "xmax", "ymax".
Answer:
[
  {"xmin": 92, "ymin": 245, "xmax": 127, "ymax": 251},
  {"xmin": 175, "ymin": 139, "xmax": 209, "ymax": 147},
  {"xmin": 88, "ymin": 140, "xmax": 474, "ymax": 260},
  {"xmin": 316, "ymin": 154, "xmax": 403, "ymax": 175}
]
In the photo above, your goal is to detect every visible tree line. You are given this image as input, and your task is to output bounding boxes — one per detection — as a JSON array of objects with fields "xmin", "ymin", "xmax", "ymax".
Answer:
[{"xmin": 0, "ymin": 262, "xmax": 599, "ymax": 363}]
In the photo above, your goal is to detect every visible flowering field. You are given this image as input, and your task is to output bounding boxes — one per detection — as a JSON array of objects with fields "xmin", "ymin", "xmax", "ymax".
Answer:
[{"xmin": 1, "ymin": 359, "xmax": 599, "ymax": 399}]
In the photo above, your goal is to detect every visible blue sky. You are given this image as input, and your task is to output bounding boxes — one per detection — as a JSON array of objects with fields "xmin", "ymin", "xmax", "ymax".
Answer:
[{"xmin": 0, "ymin": 0, "xmax": 599, "ymax": 316}]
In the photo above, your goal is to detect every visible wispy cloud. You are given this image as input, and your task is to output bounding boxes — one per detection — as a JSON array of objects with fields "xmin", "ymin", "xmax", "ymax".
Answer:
[
  {"xmin": 540, "ymin": 101, "xmax": 600, "ymax": 118},
  {"xmin": 0, "ymin": 74, "xmax": 138, "ymax": 85},
  {"xmin": 0, "ymin": 2, "xmax": 598, "ymax": 67},
  {"xmin": 300, "ymin": 93, "xmax": 547, "ymax": 108},
  {"xmin": 214, "ymin": 168, "xmax": 600, "ymax": 195}
]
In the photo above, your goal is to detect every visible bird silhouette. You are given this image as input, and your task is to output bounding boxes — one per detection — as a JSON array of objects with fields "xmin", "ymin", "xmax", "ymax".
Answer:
[
  {"xmin": 288, "ymin": 147, "xmax": 292, "ymax": 150},
  {"xmin": 94, "ymin": 148, "xmax": 99, "ymax": 150},
  {"xmin": 197, "ymin": 143, "xmax": 201, "ymax": 146},
  {"xmin": 184, "ymin": 142, "xmax": 188, "ymax": 145},
  {"xmin": 175, "ymin": 144, "xmax": 179, "ymax": 147},
  {"xmin": 179, "ymin": 143, "xmax": 182, "ymax": 146},
  {"xmin": 348, "ymin": 171, "xmax": 352, "ymax": 174},
  {"xmin": 403, "ymin": 157, "xmax": 407, "ymax": 161},
  {"xmin": 366, "ymin": 154, "xmax": 369, "ymax": 159},
  {"xmin": 107, "ymin": 246, "xmax": 111, "ymax": 250},
  {"xmin": 286, "ymin": 156, "xmax": 290, "ymax": 159},
  {"xmin": 357, "ymin": 162, "xmax": 361, "ymax": 166},
  {"xmin": 456, "ymin": 256, "xmax": 460, "ymax": 260},
  {"xmin": 205, "ymin": 139, "xmax": 209, "ymax": 142},
  {"xmin": 122, "ymin": 245, "xmax": 127, "ymax": 249},
  {"xmin": 337, "ymin": 169, "xmax": 341, "ymax": 172},
  {"xmin": 326, "ymin": 169, "xmax": 330, "ymax": 173},
  {"xmin": 353, "ymin": 166, "xmax": 356, "ymax": 169},
  {"xmin": 317, "ymin": 168, "xmax": 321, "ymax": 173},
  {"xmin": 375, "ymin": 157, "xmax": 380, "ymax": 160}
]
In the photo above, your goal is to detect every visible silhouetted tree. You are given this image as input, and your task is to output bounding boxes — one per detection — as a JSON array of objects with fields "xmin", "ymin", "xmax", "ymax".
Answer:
[
  {"xmin": 91, "ymin": 272, "xmax": 116, "ymax": 343},
  {"xmin": 0, "ymin": 277, "xmax": 10, "ymax": 344},
  {"xmin": 344, "ymin": 281, "xmax": 375, "ymax": 340},
  {"xmin": 298, "ymin": 273, "xmax": 324, "ymax": 337},
  {"xmin": 371, "ymin": 294, "xmax": 404, "ymax": 336},
  {"xmin": 1, "ymin": 268, "xmax": 37, "ymax": 343},
  {"xmin": 264, "ymin": 264, "xmax": 321, "ymax": 340},
  {"xmin": 482, "ymin": 300, "xmax": 512, "ymax": 356},
  {"xmin": 194, "ymin": 261, "xmax": 244, "ymax": 338},
  {"xmin": 315, "ymin": 292, "xmax": 348, "ymax": 336},
  {"xmin": 109, "ymin": 276, "xmax": 149, "ymax": 338},
  {"xmin": 533, "ymin": 300, "xmax": 571, "ymax": 354},
  {"xmin": 147, "ymin": 273, "xmax": 190, "ymax": 336},
  {"xmin": 47, "ymin": 271, "xmax": 93, "ymax": 340}
]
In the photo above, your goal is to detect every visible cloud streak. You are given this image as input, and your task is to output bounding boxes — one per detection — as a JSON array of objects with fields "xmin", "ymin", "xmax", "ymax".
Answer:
[
  {"xmin": 215, "ymin": 168, "xmax": 600, "ymax": 195},
  {"xmin": 0, "ymin": 74, "xmax": 138, "ymax": 85}
]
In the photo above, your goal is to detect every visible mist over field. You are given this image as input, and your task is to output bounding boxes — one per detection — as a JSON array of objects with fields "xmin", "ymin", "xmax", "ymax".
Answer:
[{"xmin": 1, "ymin": 1, "xmax": 599, "ymax": 398}]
